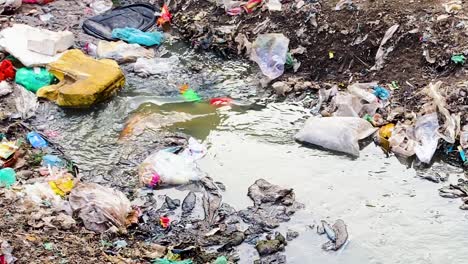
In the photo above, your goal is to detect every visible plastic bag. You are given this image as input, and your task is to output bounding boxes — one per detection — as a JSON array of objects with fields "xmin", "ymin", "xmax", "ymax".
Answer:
[
  {"xmin": 0, "ymin": 168, "xmax": 16, "ymax": 188},
  {"xmin": 331, "ymin": 92, "xmax": 362, "ymax": 117},
  {"xmin": 112, "ymin": 28, "xmax": 164, "ymax": 47},
  {"xmin": 424, "ymin": 81, "xmax": 457, "ymax": 143},
  {"xmin": 414, "ymin": 113, "xmax": 439, "ymax": 164},
  {"xmin": 388, "ymin": 123, "xmax": 416, "ymax": 158},
  {"xmin": 69, "ymin": 183, "xmax": 132, "ymax": 233},
  {"xmin": 347, "ymin": 82, "xmax": 378, "ymax": 103},
  {"xmin": 295, "ymin": 116, "xmax": 378, "ymax": 156},
  {"xmin": 180, "ymin": 137, "xmax": 207, "ymax": 161},
  {"xmin": 139, "ymin": 150, "xmax": 203, "ymax": 188},
  {"xmin": 14, "ymin": 84, "xmax": 38, "ymax": 119},
  {"xmin": 0, "ymin": 81, "xmax": 12, "ymax": 97},
  {"xmin": 96, "ymin": 40, "xmax": 155, "ymax": 63},
  {"xmin": 133, "ymin": 56, "xmax": 179, "ymax": 75},
  {"xmin": 250, "ymin": 33, "xmax": 289, "ymax": 80},
  {"xmin": 15, "ymin": 67, "xmax": 55, "ymax": 93},
  {"xmin": 90, "ymin": 0, "xmax": 112, "ymax": 14},
  {"xmin": 0, "ymin": 59, "xmax": 15, "ymax": 81},
  {"xmin": 266, "ymin": 0, "xmax": 282, "ymax": 11},
  {"xmin": 24, "ymin": 182, "xmax": 72, "ymax": 214}
]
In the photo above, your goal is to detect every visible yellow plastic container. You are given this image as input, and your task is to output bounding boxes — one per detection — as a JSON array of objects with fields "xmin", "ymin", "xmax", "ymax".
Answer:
[{"xmin": 37, "ymin": 49, "xmax": 125, "ymax": 107}]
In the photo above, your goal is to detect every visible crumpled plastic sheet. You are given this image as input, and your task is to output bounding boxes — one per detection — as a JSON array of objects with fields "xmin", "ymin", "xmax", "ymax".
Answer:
[
  {"xmin": 371, "ymin": 24, "xmax": 399, "ymax": 71},
  {"xmin": 424, "ymin": 81, "xmax": 459, "ymax": 144},
  {"xmin": 414, "ymin": 112, "xmax": 440, "ymax": 164},
  {"xmin": 69, "ymin": 183, "xmax": 132, "ymax": 233},
  {"xmin": 14, "ymin": 84, "xmax": 38, "ymax": 120},
  {"xmin": 250, "ymin": 33, "xmax": 289, "ymax": 80}
]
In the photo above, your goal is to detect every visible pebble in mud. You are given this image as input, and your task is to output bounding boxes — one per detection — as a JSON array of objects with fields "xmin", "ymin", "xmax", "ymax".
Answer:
[
  {"xmin": 182, "ymin": 191, "xmax": 196, "ymax": 213},
  {"xmin": 286, "ymin": 229, "xmax": 299, "ymax": 241},
  {"xmin": 255, "ymin": 232, "xmax": 287, "ymax": 256},
  {"xmin": 164, "ymin": 196, "xmax": 180, "ymax": 210}
]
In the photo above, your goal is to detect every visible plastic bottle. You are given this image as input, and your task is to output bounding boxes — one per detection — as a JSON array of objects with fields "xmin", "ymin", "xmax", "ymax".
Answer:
[{"xmin": 27, "ymin": 131, "xmax": 48, "ymax": 148}]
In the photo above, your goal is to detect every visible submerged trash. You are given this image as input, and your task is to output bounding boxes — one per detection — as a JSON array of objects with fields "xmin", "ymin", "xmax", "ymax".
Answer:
[
  {"xmin": 295, "ymin": 117, "xmax": 378, "ymax": 156},
  {"xmin": 69, "ymin": 183, "xmax": 132, "ymax": 233},
  {"xmin": 112, "ymin": 28, "xmax": 164, "ymax": 47},
  {"xmin": 37, "ymin": 49, "xmax": 125, "ymax": 107},
  {"xmin": 15, "ymin": 67, "xmax": 55, "ymax": 93},
  {"xmin": 96, "ymin": 40, "xmax": 155, "ymax": 63},
  {"xmin": 139, "ymin": 150, "xmax": 204, "ymax": 187},
  {"xmin": 27, "ymin": 131, "xmax": 47, "ymax": 148},
  {"xmin": 0, "ymin": 168, "xmax": 16, "ymax": 188},
  {"xmin": 82, "ymin": 3, "xmax": 156, "ymax": 40},
  {"xmin": 180, "ymin": 84, "xmax": 201, "ymax": 102},
  {"xmin": 210, "ymin": 97, "xmax": 233, "ymax": 106},
  {"xmin": 251, "ymin": 33, "xmax": 289, "ymax": 80},
  {"xmin": 134, "ymin": 56, "xmax": 179, "ymax": 75}
]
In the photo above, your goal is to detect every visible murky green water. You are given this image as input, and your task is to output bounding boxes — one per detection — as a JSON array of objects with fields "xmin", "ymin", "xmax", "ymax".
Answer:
[{"xmin": 34, "ymin": 44, "xmax": 468, "ymax": 263}]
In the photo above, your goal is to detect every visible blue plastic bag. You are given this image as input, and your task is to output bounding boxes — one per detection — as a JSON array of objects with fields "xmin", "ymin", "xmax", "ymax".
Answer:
[
  {"xmin": 42, "ymin": 155, "xmax": 66, "ymax": 168},
  {"xmin": 112, "ymin": 28, "xmax": 164, "ymax": 46},
  {"xmin": 373, "ymin": 86, "xmax": 390, "ymax": 100},
  {"xmin": 27, "ymin": 132, "xmax": 47, "ymax": 148}
]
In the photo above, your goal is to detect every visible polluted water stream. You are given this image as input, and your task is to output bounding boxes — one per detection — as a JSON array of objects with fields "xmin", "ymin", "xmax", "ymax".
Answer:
[{"xmin": 33, "ymin": 43, "xmax": 468, "ymax": 263}]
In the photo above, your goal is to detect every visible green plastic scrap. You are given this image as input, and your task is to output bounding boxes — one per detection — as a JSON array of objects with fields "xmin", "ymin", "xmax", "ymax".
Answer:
[
  {"xmin": 285, "ymin": 53, "xmax": 294, "ymax": 69},
  {"xmin": 214, "ymin": 256, "xmax": 228, "ymax": 264},
  {"xmin": 44, "ymin": 242, "xmax": 54, "ymax": 251},
  {"xmin": 182, "ymin": 89, "xmax": 201, "ymax": 102},
  {"xmin": 451, "ymin": 54, "xmax": 466, "ymax": 64},
  {"xmin": 0, "ymin": 168, "xmax": 16, "ymax": 188},
  {"xmin": 152, "ymin": 259, "xmax": 193, "ymax": 264}
]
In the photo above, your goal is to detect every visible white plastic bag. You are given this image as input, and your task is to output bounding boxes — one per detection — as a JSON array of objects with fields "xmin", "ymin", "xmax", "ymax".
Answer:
[
  {"xmin": 251, "ymin": 33, "xmax": 289, "ymax": 80},
  {"xmin": 347, "ymin": 82, "xmax": 378, "ymax": 103},
  {"xmin": 134, "ymin": 56, "xmax": 179, "ymax": 75},
  {"xmin": 266, "ymin": 0, "xmax": 282, "ymax": 11},
  {"xmin": 414, "ymin": 113, "xmax": 439, "ymax": 164},
  {"xmin": 180, "ymin": 137, "xmax": 207, "ymax": 161},
  {"xmin": 295, "ymin": 116, "xmax": 378, "ymax": 156},
  {"xmin": 139, "ymin": 150, "xmax": 204, "ymax": 187},
  {"xmin": 97, "ymin": 40, "xmax": 155, "ymax": 63},
  {"xmin": 69, "ymin": 183, "xmax": 132, "ymax": 233},
  {"xmin": 90, "ymin": 0, "xmax": 112, "ymax": 14},
  {"xmin": 14, "ymin": 84, "xmax": 38, "ymax": 120}
]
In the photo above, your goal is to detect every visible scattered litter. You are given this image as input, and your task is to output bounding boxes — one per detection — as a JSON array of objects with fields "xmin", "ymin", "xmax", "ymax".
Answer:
[
  {"xmin": 0, "ymin": 241, "xmax": 17, "ymax": 264},
  {"xmin": 14, "ymin": 84, "xmax": 39, "ymax": 119},
  {"xmin": 210, "ymin": 97, "xmax": 233, "ymax": 106},
  {"xmin": 180, "ymin": 137, "xmax": 207, "ymax": 161},
  {"xmin": 373, "ymin": 86, "xmax": 390, "ymax": 100},
  {"xmin": 266, "ymin": 0, "xmax": 281, "ymax": 11},
  {"xmin": 179, "ymin": 84, "xmax": 201, "ymax": 102},
  {"xmin": 414, "ymin": 113, "xmax": 439, "ymax": 164}
]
